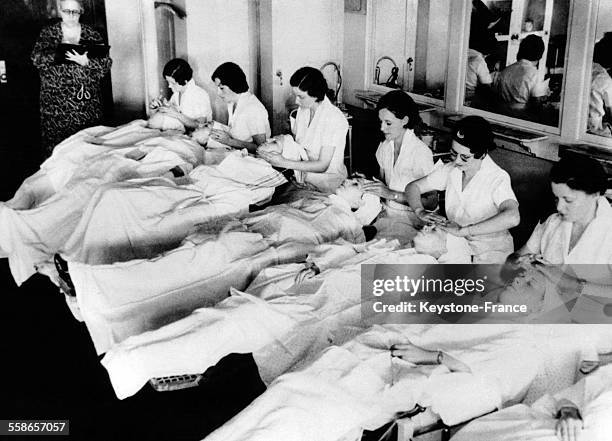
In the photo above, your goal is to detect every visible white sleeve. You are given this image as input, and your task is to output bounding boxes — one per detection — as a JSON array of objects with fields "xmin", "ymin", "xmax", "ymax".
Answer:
[
  {"xmin": 476, "ymin": 61, "xmax": 492, "ymax": 85},
  {"xmin": 421, "ymin": 160, "xmax": 451, "ymax": 191},
  {"xmin": 246, "ymin": 105, "xmax": 271, "ymax": 139},
  {"xmin": 414, "ymin": 145, "xmax": 435, "ymax": 181},
  {"xmin": 523, "ymin": 220, "xmax": 546, "ymax": 255},
  {"xmin": 491, "ymin": 174, "xmax": 518, "ymax": 207}
]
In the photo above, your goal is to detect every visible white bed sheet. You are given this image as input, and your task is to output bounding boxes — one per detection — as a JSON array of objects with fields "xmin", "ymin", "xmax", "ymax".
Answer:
[
  {"xmin": 101, "ymin": 243, "xmax": 436, "ymax": 399},
  {"xmin": 203, "ymin": 324, "xmax": 611, "ymax": 441},
  {"xmin": 73, "ymin": 202, "xmax": 365, "ymax": 356}
]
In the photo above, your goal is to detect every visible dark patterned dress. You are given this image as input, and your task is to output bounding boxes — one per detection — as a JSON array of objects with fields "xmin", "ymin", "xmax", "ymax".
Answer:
[{"xmin": 31, "ymin": 22, "xmax": 112, "ymax": 153}]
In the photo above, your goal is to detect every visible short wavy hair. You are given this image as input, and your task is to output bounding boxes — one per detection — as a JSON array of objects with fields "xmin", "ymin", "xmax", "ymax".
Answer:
[
  {"xmin": 162, "ymin": 58, "xmax": 193, "ymax": 86},
  {"xmin": 375, "ymin": 90, "xmax": 422, "ymax": 130},
  {"xmin": 211, "ymin": 62, "xmax": 249, "ymax": 93},
  {"xmin": 290, "ymin": 66, "xmax": 327, "ymax": 102},
  {"xmin": 550, "ymin": 156, "xmax": 607, "ymax": 195}
]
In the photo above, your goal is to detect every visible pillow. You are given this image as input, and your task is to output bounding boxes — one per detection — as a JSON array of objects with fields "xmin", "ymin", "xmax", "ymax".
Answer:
[{"xmin": 147, "ymin": 112, "xmax": 185, "ymax": 132}]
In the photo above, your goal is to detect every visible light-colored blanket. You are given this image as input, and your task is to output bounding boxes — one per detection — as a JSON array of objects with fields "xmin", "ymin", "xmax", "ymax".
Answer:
[
  {"xmin": 101, "ymin": 243, "xmax": 436, "ymax": 399},
  {"xmin": 453, "ymin": 364, "xmax": 612, "ymax": 441},
  {"xmin": 72, "ymin": 201, "xmax": 366, "ymax": 356},
  {"xmin": 0, "ymin": 123, "xmax": 287, "ymax": 283},
  {"xmin": 203, "ymin": 324, "xmax": 612, "ymax": 441}
]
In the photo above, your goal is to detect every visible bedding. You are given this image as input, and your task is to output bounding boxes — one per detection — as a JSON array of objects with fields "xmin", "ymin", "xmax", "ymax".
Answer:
[
  {"xmin": 452, "ymin": 364, "xmax": 612, "ymax": 441},
  {"xmin": 71, "ymin": 201, "xmax": 366, "ymax": 355},
  {"xmin": 202, "ymin": 324, "xmax": 612, "ymax": 441},
  {"xmin": 0, "ymin": 122, "xmax": 287, "ymax": 284},
  {"xmin": 101, "ymin": 241, "xmax": 437, "ymax": 399},
  {"xmin": 1, "ymin": 121, "xmax": 205, "ymax": 284}
]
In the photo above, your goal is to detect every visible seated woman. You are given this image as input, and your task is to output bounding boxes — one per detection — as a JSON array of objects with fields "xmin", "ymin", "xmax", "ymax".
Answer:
[
  {"xmin": 507, "ymin": 157, "xmax": 612, "ymax": 319},
  {"xmin": 588, "ymin": 33, "xmax": 612, "ymax": 137},
  {"xmin": 360, "ymin": 90, "xmax": 435, "ymax": 245},
  {"xmin": 405, "ymin": 116, "xmax": 520, "ymax": 263},
  {"xmin": 361, "ymin": 90, "xmax": 434, "ymax": 212},
  {"xmin": 209, "ymin": 62, "xmax": 271, "ymax": 152},
  {"xmin": 509, "ymin": 157, "xmax": 611, "ymax": 265},
  {"xmin": 258, "ymin": 66, "xmax": 348, "ymax": 193},
  {"xmin": 494, "ymin": 35, "xmax": 548, "ymax": 118},
  {"xmin": 150, "ymin": 58, "xmax": 212, "ymax": 130}
]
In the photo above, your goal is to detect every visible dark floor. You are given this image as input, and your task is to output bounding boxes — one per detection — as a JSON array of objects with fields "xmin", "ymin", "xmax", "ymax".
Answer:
[{"xmin": 0, "ymin": 260, "xmax": 267, "ymax": 441}]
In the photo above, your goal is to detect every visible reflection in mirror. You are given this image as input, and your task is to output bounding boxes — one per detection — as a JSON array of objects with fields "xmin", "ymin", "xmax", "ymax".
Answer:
[
  {"xmin": 372, "ymin": 0, "xmax": 450, "ymax": 100},
  {"xmin": 464, "ymin": 0, "xmax": 569, "ymax": 127},
  {"xmin": 586, "ymin": 2, "xmax": 612, "ymax": 138}
]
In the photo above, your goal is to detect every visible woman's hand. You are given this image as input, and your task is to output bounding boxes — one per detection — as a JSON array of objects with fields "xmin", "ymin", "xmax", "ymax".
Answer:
[
  {"xmin": 534, "ymin": 264, "xmax": 584, "ymax": 301},
  {"xmin": 361, "ymin": 181, "xmax": 394, "ymax": 199},
  {"xmin": 66, "ymin": 50, "xmax": 89, "ymax": 66},
  {"xmin": 258, "ymin": 150, "xmax": 288, "ymax": 168},
  {"xmin": 210, "ymin": 129, "xmax": 231, "ymax": 145},
  {"xmin": 156, "ymin": 106, "xmax": 181, "ymax": 118},
  {"xmin": 555, "ymin": 405, "xmax": 583, "ymax": 441},
  {"xmin": 415, "ymin": 208, "xmax": 449, "ymax": 226},
  {"xmin": 438, "ymin": 221, "xmax": 470, "ymax": 237}
]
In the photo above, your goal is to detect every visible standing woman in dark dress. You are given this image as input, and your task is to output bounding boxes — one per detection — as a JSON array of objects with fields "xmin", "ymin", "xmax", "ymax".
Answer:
[{"xmin": 31, "ymin": 0, "xmax": 112, "ymax": 154}]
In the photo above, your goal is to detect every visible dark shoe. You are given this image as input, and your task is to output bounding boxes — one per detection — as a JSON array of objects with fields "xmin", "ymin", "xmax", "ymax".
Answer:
[{"xmin": 54, "ymin": 254, "xmax": 76, "ymax": 297}]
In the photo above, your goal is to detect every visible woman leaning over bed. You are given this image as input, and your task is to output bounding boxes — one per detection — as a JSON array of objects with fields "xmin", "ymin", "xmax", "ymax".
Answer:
[
  {"xmin": 258, "ymin": 66, "xmax": 348, "ymax": 193},
  {"xmin": 405, "ymin": 116, "xmax": 520, "ymax": 263},
  {"xmin": 210, "ymin": 62, "xmax": 271, "ymax": 152}
]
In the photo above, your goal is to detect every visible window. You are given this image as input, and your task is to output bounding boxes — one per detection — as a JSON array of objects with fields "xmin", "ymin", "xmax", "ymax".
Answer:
[{"xmin": 369, "ymin": 0, "xmax": 451, "ymax": 102}]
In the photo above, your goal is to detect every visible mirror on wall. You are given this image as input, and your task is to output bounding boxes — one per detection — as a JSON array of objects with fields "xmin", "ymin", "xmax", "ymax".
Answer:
[
  {"xmin": 585, "ymin": 0, "xmax": 612, "ymax": 138},
  {"xmin": 463, "ymin": 0, "xmax": 569, "ymax": 127},
  {"xmin": 371, "ymin": 0, "xmax": 450, "ymax": 101}
]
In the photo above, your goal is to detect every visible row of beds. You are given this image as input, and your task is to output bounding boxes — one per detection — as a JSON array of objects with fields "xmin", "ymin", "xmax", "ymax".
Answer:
[{"xmin": 2, "ymin": 120, "xmax": 612, "ymax": 441}]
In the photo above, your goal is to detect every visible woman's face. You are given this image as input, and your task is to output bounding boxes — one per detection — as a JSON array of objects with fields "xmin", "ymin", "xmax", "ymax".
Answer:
[
  {"xmin": 551, "ymin": 182, "xmax": 599, "ymax": 223},
  {"xmin": 293, "ymin": 87, "xmax": 317, "ymax": 110},
  {"xmin": 378, "ymin": 108, "xmax": 408, "ymax": 143},
  {"xmin": 449, "ymin": 140, "xmax": 481, "ymax": 174},
  {"xmin": 59, "ymin": 1, "xmax": 82, "ymax": 24},
  {"xmin": 214, "ymin": 78, "xmax": 238, "ymax": 103},
  {"xmin": 166, "ymin": 76, "xmax": 185, "ymax": 94}
]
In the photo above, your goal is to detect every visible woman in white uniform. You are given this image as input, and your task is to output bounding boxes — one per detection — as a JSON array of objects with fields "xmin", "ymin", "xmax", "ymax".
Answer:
[
  {"xmin": 507, "ymin": 157, "xmax": 612, "ymax": 322},
  {"xmin": 362, "ymin": 90, "xmax": 434, "ymax": 210},
  {"xmin": 405, "ymin": 116, "xmax": 520, "ymax": 263},
  {"xmin": 588, "ymin": 35, "xmax": 612, "ymax": 137},
  {"xmin": 361, "ymin": 90, "xmax": 434, "ymax": 245},
  {"xmin": 151, "ymin": 58, "xmax": 213, "ymax": 130},
  {"xmin": 209, "ymin": 62, "xmax": 271, "ymax": 152},
  {"xmin": 511, "ymin": 157, "xmax": 612, "ymax": 265},
  {"xmin": 259, "ymin": 66, "xmax": 348, "ymax": 193}
]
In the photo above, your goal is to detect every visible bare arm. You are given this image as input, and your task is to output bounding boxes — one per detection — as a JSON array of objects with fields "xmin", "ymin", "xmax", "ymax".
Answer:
[{"xmin": 259, "ymin": 143, "xmax": 335, "ymax": 172}]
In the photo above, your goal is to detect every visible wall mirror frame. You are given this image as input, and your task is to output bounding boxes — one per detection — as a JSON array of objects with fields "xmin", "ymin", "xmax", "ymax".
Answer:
[{"xmin": 364, "ymin": 0, "xmax": 452, "ymax": 106}]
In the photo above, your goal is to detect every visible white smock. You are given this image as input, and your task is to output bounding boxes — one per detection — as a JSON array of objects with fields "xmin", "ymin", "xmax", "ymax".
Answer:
[
  {"xmin": 375, "ymin": 128, "xmax": 434, "ymax": 214},
  {"xmin": 228, "ymin": 92, "xmax": 271, "ymax": 142},
  {"xmin": 465, "ymin": 48, "xmax": 492, "ymax": 103},
  {"xmin": 495, "ymin": 60, "xmax": 546, "ymax": 109},
  {"xmin": 168, "ymin": 79, "xmax": 213, "ymax": 121},
  {"xmin": 422, "ymin": 155, "xmax": 517, "ymax": 263},
  {"xmin": 292, "ymin": 96, "xmax": 348, "ymax": 192},
  {"xmin": 588, "ymin": 63, "xmax": 612, "ymax": 136}
]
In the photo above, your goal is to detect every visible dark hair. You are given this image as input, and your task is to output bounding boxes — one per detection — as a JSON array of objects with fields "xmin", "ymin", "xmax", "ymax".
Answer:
[
  {"xmin": 452, "ymin": 115, "xmax": 495, "ymax": 159},
  {"xmin": 517, "ymin": 35, "xmax": 545, "ymax": 62},
  {"xmin": 550, "ymin": 157, "xmax": 607, "ymax": 195},
  {"xmin": 290, "ymin": 67, "xmax": 327, "ymax": 102},
  {"xmin": 376, "ymin": 90, "xmax": 422, "ymax": 130},
  {"xmin": 211, "ymin": 62, "xmax": 249, "ymax": 93},
  {"xmin": 162, "ymin": 58, "xmax": 193, "ymax": 86},
  {"xmin": 594, "ymin": 33, "xmax": 612, "ymax": 69}
]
